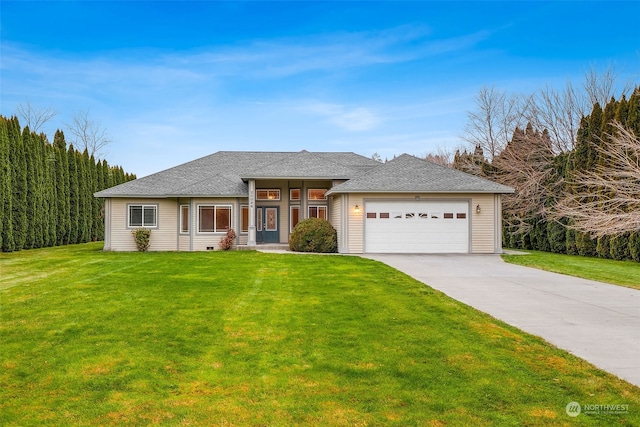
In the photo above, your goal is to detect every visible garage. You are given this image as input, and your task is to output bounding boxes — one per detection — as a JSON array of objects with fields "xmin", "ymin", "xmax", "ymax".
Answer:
[{"xmin": 365, "ymin": 200, "xmax": 470, "ymax": 253}]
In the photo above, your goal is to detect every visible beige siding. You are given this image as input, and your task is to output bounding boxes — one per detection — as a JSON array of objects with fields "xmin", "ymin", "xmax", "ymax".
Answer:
[
  {"xmin": 191, "ymin": 198, "xmax": 239, "ymax": 251},
  {"xmin": 329, "ymin": 195, "xmax": 342, "ymax": 250},
  {"xmin": 344, "ymin": 193, "xmax": 499, "ymax": 254},
  {"xmin": 347, "ymin": 194, "xmax": 365, "ymax": 253},
  {"xmin": 178, "ymin": 235, "xmax": 190, "ymax": 251},
  {"xmin": 471, "ymin": 193, "xmax": 497, "ymax": 253},
  {"xmin": 108, "ymin": 198, "xmax": 178, "ymax": 251}
]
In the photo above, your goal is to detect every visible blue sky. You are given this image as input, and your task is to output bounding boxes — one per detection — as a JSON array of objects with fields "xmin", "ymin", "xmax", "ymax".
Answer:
[{"xmin": 1, "ymin": 1, "xmax": 638, "ymax": 177}]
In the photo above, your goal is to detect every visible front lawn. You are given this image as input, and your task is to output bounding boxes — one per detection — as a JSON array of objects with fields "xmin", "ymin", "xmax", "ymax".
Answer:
[
  {"xmin": 1, "ymin": 243, "xmax": 638, "ymax": 426},
  {"xmin": 502, "ymin": 250, "xmax": 640, "ymax": 290}
]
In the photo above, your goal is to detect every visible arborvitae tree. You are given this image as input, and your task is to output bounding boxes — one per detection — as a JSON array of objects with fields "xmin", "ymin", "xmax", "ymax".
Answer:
[
  {"xmin": 44, "ymin": 139, "xmax": 57, "ymax": 247},
  {"xmin": 609, "ymin": 233, "xmax": 631, "ymax": 261},
  {"xmin": 0, "ymin": 118, "xmax": 13, "ymax": 251},
  {"xmin": 23, "ymin": 127, "xmax": 39, "ymax": 249},
  {"xmin": 596, "ymin": 235, "xmax": 611, "ymax": 259},
  {"xmin": 89, "ymin": 154, "xmax": 100, "ymax": 241},
  {"xmin": 67, "ymin": 144, "xmax": 80, "ymax": 244},
  {"xmin": 8, "ymin": 117, "xmax": 27, "ymax": 251},
  {"xmin": 53, "ymin": 131, "xmax": 70, "ymax": 245},
  {"xmin": 586, "ymin": 102, "xmax": 603, "ymax": 171},
  {"xmin": 79, "ymin": 149, "xmax": 92, "ymax": 243}
]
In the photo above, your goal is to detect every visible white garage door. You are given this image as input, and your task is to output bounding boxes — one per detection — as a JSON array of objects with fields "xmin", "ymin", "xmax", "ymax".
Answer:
[{"xmin": 365, "ymin": 201, "xmax": 469, "ymax": 253}]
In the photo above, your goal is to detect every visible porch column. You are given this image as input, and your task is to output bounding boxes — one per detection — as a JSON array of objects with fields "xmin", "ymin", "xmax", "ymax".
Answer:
[{"xmin": 248, "ymin": 179, "xmax": 257, "ymax": 245}]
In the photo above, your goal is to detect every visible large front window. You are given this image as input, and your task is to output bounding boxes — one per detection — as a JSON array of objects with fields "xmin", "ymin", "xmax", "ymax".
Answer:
[
  {"xmin": 128, "ymin": 205, "xmax": 157, "ymax": 228},
  {"xmin": 198, "ymin": 205, "xmax": 232, "ymax": 233}
]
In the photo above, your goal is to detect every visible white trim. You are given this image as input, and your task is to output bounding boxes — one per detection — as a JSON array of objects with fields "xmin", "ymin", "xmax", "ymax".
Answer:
[
  {"xmin": 196, "ymin": 204, "xmax": 233, "ymax": 233},
  {"xmin": 179, "ymin": 204, "xmax": 189, "ymax": 234},
  {"xmin": 127, "ymin": 204, "xmax": 158, "ymax": 228},
  {"xmin": 290, "ymin": 205, "xmax": 301, "ymax": 232},
  {"xmin": 308, "ymin": 188, "xmax": 327, "ymax": 201},
  {"xmin": 256, "ymin": 189, "xmax": 281, "ymax": 201},
  {"xmin": 290, "ymin": 188, "xmax": 301, "ymax": 201}
]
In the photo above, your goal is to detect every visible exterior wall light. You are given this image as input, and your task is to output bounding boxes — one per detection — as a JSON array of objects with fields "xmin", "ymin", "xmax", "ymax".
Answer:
[
  {"xmin": 354, "ymin": 204, "xmax": 360, "ymax": 214},
  {"xmin": 476, "ymin": 204, "xmax": 481, "ymax": 214}
]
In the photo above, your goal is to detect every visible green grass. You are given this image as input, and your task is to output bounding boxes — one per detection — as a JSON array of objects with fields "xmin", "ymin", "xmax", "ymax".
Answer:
[
  {"xmin": 502, "ymin": 250, "xmax": 640, "ymax": 290},
  {"xmin": 1, "ymin": 243, "xmax": 639, "ymax": 426}
]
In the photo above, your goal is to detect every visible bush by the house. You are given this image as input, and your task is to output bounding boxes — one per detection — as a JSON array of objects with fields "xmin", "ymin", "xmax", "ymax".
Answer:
[
  {"xmin": 218, "ymin": 229, "xmax": 236, "ymax": 250},
  {"xmin": 131, "ymin": 228, "xmax": 151, "ymax": 251},
  {"xmin": 289, "ymin": 218, "xmax": 337, "ymax": 253}
]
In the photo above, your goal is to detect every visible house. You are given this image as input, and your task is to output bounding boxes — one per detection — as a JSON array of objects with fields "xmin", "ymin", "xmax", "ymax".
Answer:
[{"xmin": 94, "ymin": 150, "xmax": 514, "ymax": 253}]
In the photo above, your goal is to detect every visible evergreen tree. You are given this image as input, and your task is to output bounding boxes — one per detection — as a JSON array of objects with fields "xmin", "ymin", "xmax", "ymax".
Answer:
[
  {"xmin": 54, "ymin": 131, "xmax": 70, "ymax": 245},
  {"xmin": 8, "ymin": 117, "xmax": 27, "ymax": 251},
  {"xmin": 0, "ymin": 117, "xmax": 13, "ymax": 251},
  {"xmin": 67, "ymin": 145, "xmax": 80, "ymax": 244}
]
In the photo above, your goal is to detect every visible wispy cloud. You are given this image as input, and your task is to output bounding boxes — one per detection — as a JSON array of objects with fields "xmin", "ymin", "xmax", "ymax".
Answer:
[{"xmin": 301, "ymin": 102, "xmax": 381, "ymax": 132}]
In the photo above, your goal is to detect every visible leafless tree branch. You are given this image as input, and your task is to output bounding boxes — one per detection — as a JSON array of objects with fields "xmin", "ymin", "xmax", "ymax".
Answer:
[
  {"xmin": 16, "ymin": 101, "xmax": 57, "ymax": 133},
  {"xmin": 65, "ymin": 109, "xmax": 112, "ymax": 157},
  {"xmin": 553, "ymin": 121, "xmax": 640, "ymax": 237}
]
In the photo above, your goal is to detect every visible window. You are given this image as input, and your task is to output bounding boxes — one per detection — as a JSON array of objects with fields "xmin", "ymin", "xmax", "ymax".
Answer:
[
  {"xmin": 256, "ymin": 189, "xmax": 280, "ymax": 200},
  {"xmin": 128, "ymin": 205, "xmax": 157, "ymax": 228},
  {"xmin": 308, "ymin": 206, "xmax": 327, "ymax": 220},
  {"xmin": 366, "ymin": 212, "xmax": 377, "ymax": 219},
  {"xmin": 198, "ymin": 205, "xmax": 232, "ymax": 233},
  {"xmin": 180, "ymin": 205, "xmax": 189, "ymax": 233},
  {"xmin": 241, "ymin": 206, "xmax": 249, "ymax": 233},
  {"xmin": 444, "ymin": 213, "xmax": 454, "ymax": 219},
  {"xmin": 418, "ymin": 213, "xmax": 429, "ymax": 219},
  {"xmin": 379, "ymin": 212, "xmax": 390, "ymax": 219},
  {"xmin": 290, "ymin": 189, "xmax": 300, "ymax": 201},
  {"xmin": 290, "ymin": 206, "xmax": 300, "ymax": 231},
  {"xmin": 405, "ymin": 213, "xmax": 415, "ymax": 219},
  {"xmin": 457, "ymin": 213, "xmax": 467, "ymax": 219},
  {"xmin": 308, "ymin": 189, "xmax": 327, "ymax": 200}
]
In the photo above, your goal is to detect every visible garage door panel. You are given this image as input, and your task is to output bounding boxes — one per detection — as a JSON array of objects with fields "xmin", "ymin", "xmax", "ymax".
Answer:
[{"xmin": 365, "ymin": 201, "xmax": 469, "ymax": 253}]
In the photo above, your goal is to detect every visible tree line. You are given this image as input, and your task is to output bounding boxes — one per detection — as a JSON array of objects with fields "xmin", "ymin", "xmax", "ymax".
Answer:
[
  {"xmin": 0, "ymin": 116, "xmax": 135, "ymax": 252},
  {"xmin": 456, "ymin": 87, "xmax": 640, "ymax": 261}
]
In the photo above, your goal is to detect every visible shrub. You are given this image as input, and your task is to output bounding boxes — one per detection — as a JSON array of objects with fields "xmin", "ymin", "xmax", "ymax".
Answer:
[
  {"xmin": 565, "ymin": 228, "xmax": 577, "ymax": 255},
  {"xmin": 547, "ymin": 221, "xmax": 567, "ymax": 254},
  {"xmin": 131, "ymin": 228, "xmax": 151, "ymax": 252},
  {"xmin": 629, "ymin": 232, "xmax": 640, "ymax": 262},
  {"xmin": 609, "ymin": 233, "xmax": 631, "ymax": 261},
  {"xmin": 575, "ymin": 232, "xmax": 596, "ymax": 257},
  {"xmin": 218, "ymin": 229, "xmax": 237, "ymax": 251},
  {"xmin": 596, "ymin": 235, "xmax": 611, "ymax": 259},
  {"xmin": 289, "ymin": 218, "xmax": 337, "ymax": 253}
]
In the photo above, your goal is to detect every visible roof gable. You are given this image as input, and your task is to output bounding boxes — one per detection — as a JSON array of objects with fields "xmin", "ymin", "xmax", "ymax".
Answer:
[
  {"xmin": 242, "ymin": 150, "xmax": 364, "ymax": 179},
  {"xmin": 327, "ymin": 154, "xmax": 514, "ymax": 194}
]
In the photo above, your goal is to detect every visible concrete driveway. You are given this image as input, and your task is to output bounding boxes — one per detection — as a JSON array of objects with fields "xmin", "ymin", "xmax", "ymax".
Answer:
[{"xmin": 363, "ymin": 253, "xmax": 640, "ymax": 387}]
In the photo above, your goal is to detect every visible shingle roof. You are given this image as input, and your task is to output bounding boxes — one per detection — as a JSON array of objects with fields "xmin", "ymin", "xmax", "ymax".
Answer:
[
  {"xmin": 326, "ymin": 154, "xmax": 514, "ymax": 194},
  {"xmin": 94, "ymin": 150, "xmax": 378, "ymax": 198}
]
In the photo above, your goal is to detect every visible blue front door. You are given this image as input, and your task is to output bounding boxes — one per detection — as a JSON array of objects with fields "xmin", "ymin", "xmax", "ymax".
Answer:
[{"xmin": 256, "ymin": 207, "xmax": 279, "ymax": 243}]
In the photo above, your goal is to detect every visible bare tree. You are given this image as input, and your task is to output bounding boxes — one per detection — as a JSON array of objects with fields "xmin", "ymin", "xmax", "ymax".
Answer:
[
  {"xmin": 424, "ymin": 146, "xmax": 454, "ymax": 167},
  {"xmin": 528, "ymin": 81, "xmax": 587, "ymax": 153},
  {"xmin": 492, "ymin": 125, "xmax": 560, "ymax": 233},
  {"xmin": 583, "ymin": 64, "xmax": 634, "ymax": 108},
  {"xmin": 16, "ymin": 101, "xmax": 57, "ymax": 133},
  {"xmin": 65, "ymin": 109, "xmax": 111, "ymax": 157},
  {"xmin": 462, "ymin": 86, "xmax": 530, "ymax": 161},
  {"xmin": 553, "ymin": 121, "xmax": 640, "ymax": 237}
]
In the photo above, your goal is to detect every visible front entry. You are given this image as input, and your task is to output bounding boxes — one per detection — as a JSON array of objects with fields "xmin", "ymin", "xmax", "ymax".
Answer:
[{"xmin": 256, "ymin": 207, "xmax": 279, "ymax": 243}]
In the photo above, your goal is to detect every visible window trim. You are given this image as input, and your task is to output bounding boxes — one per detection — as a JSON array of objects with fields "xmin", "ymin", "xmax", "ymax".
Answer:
[
  {"xmin": 196, "ymin": 204, "xmax": 233, "ymax": 234},
  {"xmin": 240, "ymin": 205, "xmax": 249, "ymax": 233},
  {"xmin": 308, "ymin": 189, "xmax": 327, "ymax": 201},
  {"xmin": 290, "ymin": 189, "xmax": 300, "ymax": 201},
  {"xmin": 180, "ymin": 204, "xmax": 189, "ymax": 234},
  {"xmin": 256, "ymin": 189, "xmax": 281, "ymax": 201},
  {"xmin": 127, "ymin": 204, "xmax": 158, "ymax": 228},
  {"xmin": 308, "ymin": 205, "xmax": 327, "ymax": 220},
  {"xmin": 290, "ymin": 205, "xmax": 300, "ymax": 232}
]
